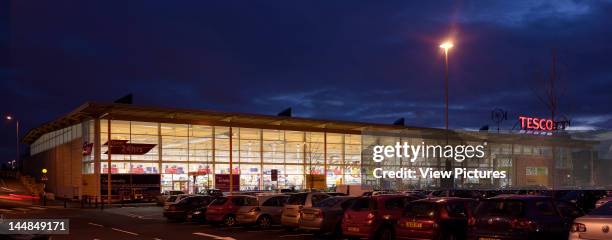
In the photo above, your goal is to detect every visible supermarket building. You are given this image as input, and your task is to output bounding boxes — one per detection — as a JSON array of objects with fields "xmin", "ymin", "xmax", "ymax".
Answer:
[{"xmin": 21, "ymin": 102, "xmax": 604, "ymax": 200}]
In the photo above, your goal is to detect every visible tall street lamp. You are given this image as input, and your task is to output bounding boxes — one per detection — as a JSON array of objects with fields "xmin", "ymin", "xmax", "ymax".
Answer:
[
  {"xmin": 439, "ymin": 41, "xmax": 453, "ymax": 190},
  {"xmin": 5, "ymin": 115, "xmax": 20, "ymax": 172},
  {"xmin": 439, "ymin": 41, "xmax": 453, "ymax": 131}
]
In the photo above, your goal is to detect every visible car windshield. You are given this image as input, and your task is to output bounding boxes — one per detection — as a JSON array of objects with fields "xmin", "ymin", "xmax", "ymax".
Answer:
[
  {"xmin": 404, "ymin": 202, "xmax": 437, "ymax": 219},
  {"xmin": 314, "ymin": 197, "xmax": 342, "ymax": 208},
  {"xmin": 590, "ymin": 202, "xmax": 612, "ymax": 215},
  {"xmin": 287, "ymin": 193, "xmax": 308, "ymax": 205},
  {"xmin": 166, "ymin": 196, "xmax": 177, "ymax": 202},
  {"xmin": 476, "ymin": 200, "xmax": 525, "ymax": 217},
  {"xmin": 210, "ymin": 197, "xmax": 228, "ymax": 206}
]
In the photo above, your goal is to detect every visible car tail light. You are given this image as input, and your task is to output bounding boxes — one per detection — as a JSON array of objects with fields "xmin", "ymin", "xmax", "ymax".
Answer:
[
  {"xmin": 511, "ymin": 219, "xmax": 537, "ymax": 231},
  {"xmin": 571, "ymin": 223, "xmax": 586, "ymax": 232},
  {"xmin": 367, "ymin": 212, "xmax": 375, "ymax": 220},
  {"xmin": 468, "ymin": 217, "xmax": 476, "ymax": 226}
]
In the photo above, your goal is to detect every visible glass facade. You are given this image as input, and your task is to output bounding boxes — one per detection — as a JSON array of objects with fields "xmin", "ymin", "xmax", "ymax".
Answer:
[{"xmin": 90, "ymin": 119, "xmax": 363, "ymax": 192}]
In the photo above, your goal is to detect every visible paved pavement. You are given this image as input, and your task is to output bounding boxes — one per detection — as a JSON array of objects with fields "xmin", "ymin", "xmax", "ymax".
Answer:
[
  {"xmin": 0, "ymin": 205, "xmax": 322, "ymax": 240},
  {"xmin": 0, "ymin": 177, "xmax": 323, "ymax": 240}
]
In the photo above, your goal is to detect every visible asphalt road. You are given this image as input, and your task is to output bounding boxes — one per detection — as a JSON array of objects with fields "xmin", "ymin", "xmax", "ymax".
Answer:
[
  {"xmin": 0, "ymin": 177, "xmax": 322, "ymax": 240},
  {"xmin": 1, "ymin": 202, "xmax": 322, "ymax": 240}
]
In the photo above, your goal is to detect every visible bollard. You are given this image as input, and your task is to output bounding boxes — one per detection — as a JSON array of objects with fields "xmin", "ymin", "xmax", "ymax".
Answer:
[{"xmin": 43, "ymin": 195, "xmax": 46, "ymax": 206}]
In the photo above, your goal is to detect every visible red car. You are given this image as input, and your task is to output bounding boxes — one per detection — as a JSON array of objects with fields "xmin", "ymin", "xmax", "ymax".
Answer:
[
  {"xmin": 342, "ymin": 194, "xmax": 418, "ymax": 240},
  {"xmin": 206, "ymin": 195, "xmax": 258, "ymax": 227},
  {"xmin": 395, "ymin": 197, "xmax": 477, "ymax": 240}
]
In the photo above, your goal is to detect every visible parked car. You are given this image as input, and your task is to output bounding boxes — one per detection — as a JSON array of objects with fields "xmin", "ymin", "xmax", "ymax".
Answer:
[
  {"xmin": 281, "ymin": 192, "xmax": 331, "ymax": 228},
  {"xmin": 569, "ymin": 201, "xmax": 612, "ymax": 240},
  {"xmin": 163, "ymin": 193, "xmax": 193, "ymax": 208},
  {"xmin": 235, "ymin": 194, "xmax": 288, "ymax": 228},
  {"xmin": 595, "ymin": 196, "xmax": 612, "ymax": 209},
  {"xmin": 156, "ymin": 190, "xmax": 185, "ymax": 206},
  {"xmin": 197, "ymin": 189, "xmax": 223, "ymax": 197},
  {"xmin": 190, "ymin": 206, "xmax": 208, "ymax": 223},
  {"xmin": 395, "ymin": 197, "xmax": 477, "ymax": 240},
  {"xmin": 298, "ymin": 196, "xmax": 355, "ymax": 237},
  {"xmin": 206, "ymin": 195, "xmax": 258, "ymax": 227},
  {"xmin": 342, "ymin": 194, "xmax": 419, "ymax": 240},
  {"xmin": 469, "ymin": 195, "xmax": 584, "ymax": 240},
  {"xmin": 163, "ymin": 195, "xmax": 215, "ymax": 221}
]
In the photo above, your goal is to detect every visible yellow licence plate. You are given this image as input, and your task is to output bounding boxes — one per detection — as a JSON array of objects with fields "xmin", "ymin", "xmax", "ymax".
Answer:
[
  {"xmin": 348, "ymin": 227, "xmax": 359, "ymax": 232},
  {"xmin": 405, "ymin": 222, "xmax": 422, "ymax": 228}
]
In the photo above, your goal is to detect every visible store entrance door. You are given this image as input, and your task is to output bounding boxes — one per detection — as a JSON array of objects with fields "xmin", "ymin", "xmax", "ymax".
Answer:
[
  {"xmin": 189, "ymin": 173, "xmax": 212, "ymax": 194},
  {"xmin": 173, "ymin": 181, "xmax": 189, "ymax": 193}
]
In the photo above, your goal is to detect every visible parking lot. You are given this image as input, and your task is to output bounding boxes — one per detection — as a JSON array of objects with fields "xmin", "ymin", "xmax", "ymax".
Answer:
[{"xmin": 1, "ymin": 189, "xmax": 611, "ymax": 240}]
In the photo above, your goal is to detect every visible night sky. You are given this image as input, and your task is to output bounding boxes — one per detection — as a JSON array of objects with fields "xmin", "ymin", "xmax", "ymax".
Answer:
[{"xmin": 1, "ymin": 1, "xmax": 611, "ymax": 163}]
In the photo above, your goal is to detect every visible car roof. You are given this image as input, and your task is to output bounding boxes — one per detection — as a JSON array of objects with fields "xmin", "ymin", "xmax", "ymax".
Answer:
[
  {"xmin": 413, "ymin": 197, "xmax": 475, "ymax": 203},
  {"xmin": 226, "ymin": 195, "xmax": 256, "ymax": 198},
  {"xmin": 488, "ymin": 194, "xmax": 551, "ymax": 200},
  {"xmin": 371, "ymin": 194, "xmax": 407, "ymax": 199}
]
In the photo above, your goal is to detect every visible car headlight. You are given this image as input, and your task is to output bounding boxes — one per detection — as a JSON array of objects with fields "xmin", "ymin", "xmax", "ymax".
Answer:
[{"xmin": 193, "ymin": 211, "xmax": 201, "ymax": 215}]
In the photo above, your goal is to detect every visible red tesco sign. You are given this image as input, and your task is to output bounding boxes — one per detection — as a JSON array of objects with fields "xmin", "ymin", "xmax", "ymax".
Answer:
[{"xmin": 519, "ymin": 116, "xmax": 570, "ymax": 131}]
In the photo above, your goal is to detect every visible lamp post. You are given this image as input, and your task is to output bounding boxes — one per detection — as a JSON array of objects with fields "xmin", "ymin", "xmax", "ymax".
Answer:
[
  {"xmin": 5, "ymin": 115, "xmax": 20, "ymax": 172},
  {"xmin": 439, "ymin": 41, "xmax": 453, "ymax": 190},
  {"xmin": 439, "ymin": 41, "xmax": 453, "ymax": 131}
]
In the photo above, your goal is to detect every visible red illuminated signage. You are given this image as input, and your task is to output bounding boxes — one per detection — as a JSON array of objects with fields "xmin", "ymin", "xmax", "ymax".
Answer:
[{"xmin": 519, "ymin": 116, "xmax": 570, "ymax": 131}]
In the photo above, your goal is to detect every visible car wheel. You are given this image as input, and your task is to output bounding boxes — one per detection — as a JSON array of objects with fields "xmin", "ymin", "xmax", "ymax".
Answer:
[
  {"xmin": 224, "ymin": 215, "xmax": 237, "ymax": 227},
  {"xmin": 257, "ymin": 215, "xmax": 272, "ymax": 229}
]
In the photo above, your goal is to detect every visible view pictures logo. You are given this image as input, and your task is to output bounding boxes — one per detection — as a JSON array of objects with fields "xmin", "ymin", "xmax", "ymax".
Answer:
[{"xmin": 372, "ymin": 142, "xmax": 487, "ymax": 163}]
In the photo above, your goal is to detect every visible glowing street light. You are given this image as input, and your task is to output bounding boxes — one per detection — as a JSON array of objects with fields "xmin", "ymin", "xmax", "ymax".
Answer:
[
  {"xmin": 439, "ymin": 41, "xmax": 453, "ymax": 51},
  {"xmin": 5, "ymin": 114, "xmax": 20, "ymax": 172}
]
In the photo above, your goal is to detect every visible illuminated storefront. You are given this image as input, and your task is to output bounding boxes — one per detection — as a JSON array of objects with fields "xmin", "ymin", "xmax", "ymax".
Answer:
[
  {"xmin": 23, "ymin": 102, "xmax": 391, "ymax": 197},
  {"xmin": 22, "ymin": 102, "xmax": 603, "ymax": 199}
]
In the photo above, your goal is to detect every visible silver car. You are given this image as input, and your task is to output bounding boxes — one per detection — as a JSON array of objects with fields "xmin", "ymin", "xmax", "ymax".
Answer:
[
  {"xmin": 163, "ymin": 194, "xmax": 193, "ymax": 209},
  {"xmin": 236, "ymin": 194, "xmax": 289, "ymax": 228},
  {"xmin": 299, "ymin": 196, "xmax": 355, "ymax": 236},
  {"xmin": 569, "ymin": 201, "xmax": 612, "ymax": 240},
  {"xmin": 281, "ymin": 192, "xmax": 330, "ymax": 228}
]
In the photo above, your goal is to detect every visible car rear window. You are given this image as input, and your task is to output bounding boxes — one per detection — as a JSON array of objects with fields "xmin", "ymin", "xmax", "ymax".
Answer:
[
  {"xmin": 405, "ymin": 202, "xmax": 437, "ymax": 219},
  {"xmin": 590, "ymin": 201, "xmax": 612, "ymax": 215},
  {"xmin": 534, "ymin": 200, "xmax": 557, "ymax": 216},
  {"xmin": 475, "ymin": 200, "xmax": 525, "ymax": 217},
  {"xmin": 315, "ymin": 197, "xmax": 342, "ymax": 208},
  {"xmin": 210, "ymin": 197, "xmax": 228, "ymax": 206},
  {"xmin": 350, "ymin": 197, "xmax": 377, "ymax": 211},
  {"xmin": 232, "ymin": 197, "xmax": 258, "ymax": 206},
  {"xmin": 287, "ymin": 193, "xmax": 308, "ymax": 205},
  {"xmin": 384, "ymin": 197, "xmax": 411, "ymax": 210}
]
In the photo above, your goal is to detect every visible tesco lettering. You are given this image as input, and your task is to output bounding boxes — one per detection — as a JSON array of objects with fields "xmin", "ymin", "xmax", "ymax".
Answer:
[{"xmin": 519, "ymin": 116, "xmax": 569, "ymax": 131}]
